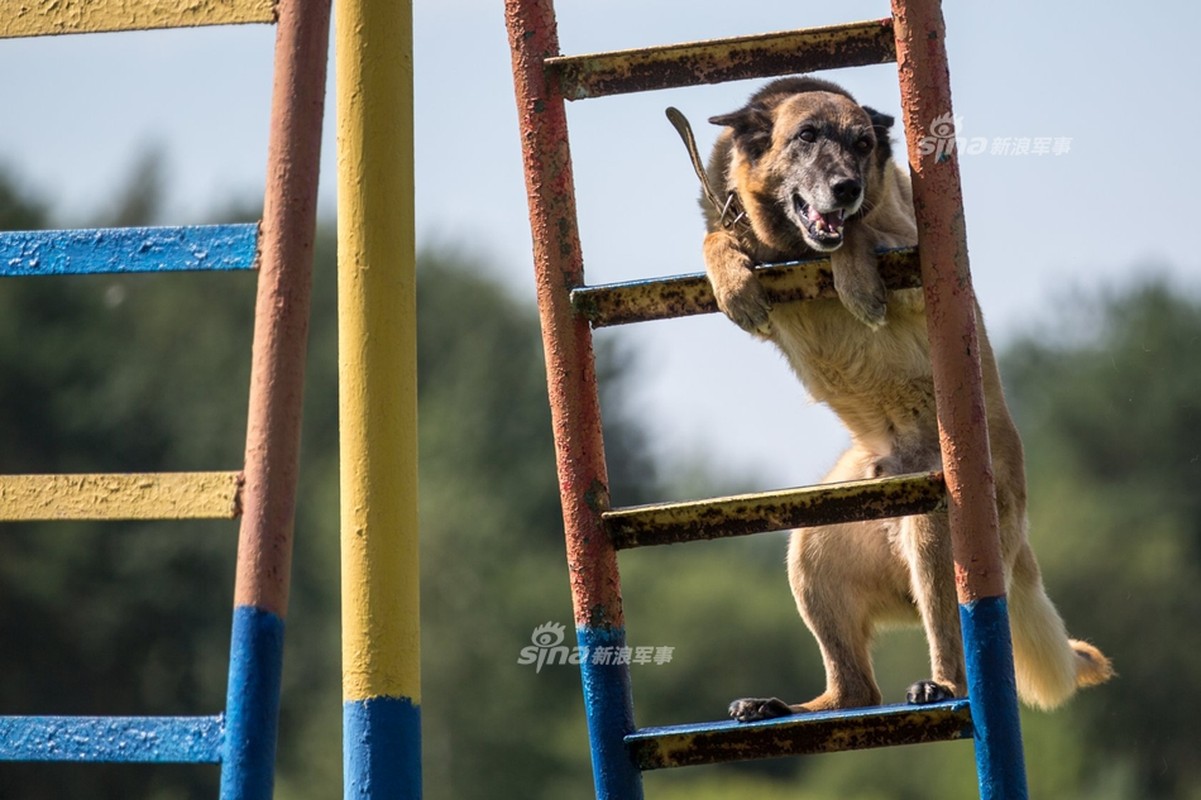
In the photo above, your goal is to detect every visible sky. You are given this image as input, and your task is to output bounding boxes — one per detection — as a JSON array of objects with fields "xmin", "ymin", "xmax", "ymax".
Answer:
[{"xmin": 1, "ymin": 1, "xmax": 1199, "ymax": 496}]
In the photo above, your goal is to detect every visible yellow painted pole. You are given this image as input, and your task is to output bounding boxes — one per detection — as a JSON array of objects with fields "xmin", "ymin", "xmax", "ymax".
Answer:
[{"xmin": 336, "ymin": 0, "xmax": 421, "ymax": 795}]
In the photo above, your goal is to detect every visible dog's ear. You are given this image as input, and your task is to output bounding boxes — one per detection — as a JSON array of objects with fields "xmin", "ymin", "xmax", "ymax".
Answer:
[
  {"xmin": 709, "ymin": 103, "xmax": 773, "ymax": 162},
  {"xmin": 862, "ymin": 105, "xmax": 895, "ymax": 163}
]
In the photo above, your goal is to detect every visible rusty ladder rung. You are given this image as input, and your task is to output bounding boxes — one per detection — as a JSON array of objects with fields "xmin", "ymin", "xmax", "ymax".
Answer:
[
  {"xmin": 604, "ymin": 471, "xmax": 945, "ymax": 550},
  {"xmin": 545, "ymin": 18, "xmax": 896, "ymax": 101},
  {"xmin": 571, "ymin": 248, "xmax": 920, "ymax": 328},
  {"xmin": 626, "ymin": 699, "xmax": 972, "ymax": 770}
]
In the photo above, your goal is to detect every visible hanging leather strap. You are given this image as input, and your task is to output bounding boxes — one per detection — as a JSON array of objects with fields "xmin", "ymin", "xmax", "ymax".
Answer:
[{"xmin": 665, "ymin": 107, "xmax": 752, "ymax": 240}]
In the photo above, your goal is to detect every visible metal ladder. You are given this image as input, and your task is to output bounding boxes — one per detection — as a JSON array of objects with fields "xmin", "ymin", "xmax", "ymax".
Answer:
[
  {"xmin": 0, "ymin": 2, "xmax": 330, "ymax": 798},
  {"xmin": 505, "ymin": 1, "xmax": 1028, "ymax": 798}
]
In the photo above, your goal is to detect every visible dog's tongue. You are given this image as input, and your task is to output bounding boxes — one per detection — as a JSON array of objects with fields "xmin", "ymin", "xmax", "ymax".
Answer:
[{"xmin": 808, "ymin": 206, "xmax": 846, "ymax": 234}]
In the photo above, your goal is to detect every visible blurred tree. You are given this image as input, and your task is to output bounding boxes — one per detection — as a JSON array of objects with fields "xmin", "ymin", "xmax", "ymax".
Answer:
[
  {"xmin": 1000, "ymin": 280, "xmax": 1201, "ymax": 799},
  {"xmin": 4, "ymin": 155, "xmax": 1195, "ymax": 800},
  {"xmin": 96, "ymin": 146, "xmax": 169, "ymax": 228},
  {"xmin": 0, "ymin": 166, "xmax": 666, "ymax": 799},
  {"xmin": 415, "ymin": 246, "xmax": 691, "ymax": 799},
  {"xmin": 0, "ymin": 161, "xmax": 260, "ymax": 799}
]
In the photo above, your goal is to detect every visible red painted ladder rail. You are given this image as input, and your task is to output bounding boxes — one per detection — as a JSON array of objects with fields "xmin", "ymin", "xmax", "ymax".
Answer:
[
  {"xmin": 0, "ymin": 3, "xmax": 330, "ymax": 798},
  {"xmin": 505, "ymin": 2, "xmax": 1028, "ymax": 799}
]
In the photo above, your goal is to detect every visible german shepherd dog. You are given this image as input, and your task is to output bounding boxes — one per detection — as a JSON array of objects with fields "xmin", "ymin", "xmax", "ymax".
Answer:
[{"xmin": 691, "ymin": 77, "xmax": 1113, "ymax": 721}]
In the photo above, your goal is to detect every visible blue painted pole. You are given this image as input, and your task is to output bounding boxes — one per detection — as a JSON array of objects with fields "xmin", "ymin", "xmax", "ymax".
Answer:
[
  {"xmin": 961, "ymin": 598, "xmax": 1028, "ymax": 800},
  {"xmin": 343, "ymin": 698, "xmax": 422, "ymax": 799},
  {"xmin": 576, "ymin": 627, "xmax": 642, "ymax": 800},
  {"xmin": 220, "ymin": 607, "xmax": 287, "ymax": 800}
]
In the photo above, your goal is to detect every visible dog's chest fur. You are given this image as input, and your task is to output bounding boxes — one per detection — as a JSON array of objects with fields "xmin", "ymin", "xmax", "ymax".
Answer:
[{"xmin": 770, "ymin": 292, "xmax": 937, "ymax": 456}]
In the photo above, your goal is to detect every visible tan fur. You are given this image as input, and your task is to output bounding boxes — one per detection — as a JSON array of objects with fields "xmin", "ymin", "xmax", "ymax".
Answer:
[{"xmin": 702, "ymin": 78, "xmax": 1113, "ymax": 722}]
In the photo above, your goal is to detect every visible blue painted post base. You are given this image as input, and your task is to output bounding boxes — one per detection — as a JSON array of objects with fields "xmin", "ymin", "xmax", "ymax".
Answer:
[
  {"xmin": 343, "ymin": 696, "xmax": 422, "ymax": 800},
  {"xmin": 960, "ymin": 596, "xmax": 1029, "ymax": 800},
  {"xmin": 221, "ymin": 605, "xmax": 285, "ymax": 800},
  {"xmin": 576, "ymin": 626, "xmax": 644, "ymax": 800}
]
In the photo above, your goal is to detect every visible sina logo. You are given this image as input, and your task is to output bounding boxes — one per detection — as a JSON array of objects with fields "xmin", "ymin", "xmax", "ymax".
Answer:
[
  {"xmin": 517, "ymin": 622, "xmax": 581, "ymax": 673},
  {"xmin": 919, "ymin": 112, "xmax": 965, "ymax": 160}
]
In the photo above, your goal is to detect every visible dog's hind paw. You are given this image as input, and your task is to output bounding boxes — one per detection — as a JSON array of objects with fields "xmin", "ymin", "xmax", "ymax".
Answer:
[
  {"xmin": 728, "ymin": 696, "xmax": 794, "ymax": 722},
  {"xmin": 905, "ymin": 680, "xmax": 956, "ymax": 705}
]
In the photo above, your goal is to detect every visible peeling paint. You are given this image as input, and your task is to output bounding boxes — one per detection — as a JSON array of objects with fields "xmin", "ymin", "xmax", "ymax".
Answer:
[
  {"xmin": 547, "ymin": 18, "xmax": 896, "ymax": 100},
  {"xmin": 627, "ymin": 699, "xmax": 971, "ymax": 769},
  {"xmin": 506, "ymin": 0, "xmax": 624, "ymax": 633},
  {"xmin": 573, "ymin": 247, "xmax": 921, "ymax": 328},
  {"xmin": 605, "ymin": 471, "xmax": 945, "ymax": 549}
]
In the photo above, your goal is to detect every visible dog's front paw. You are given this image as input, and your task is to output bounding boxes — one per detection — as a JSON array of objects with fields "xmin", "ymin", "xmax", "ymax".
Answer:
[
  {"xmin": 905, "ymin": 680, "xmax": 956, "ymax": 705},
  {"xmin": 831, "ymin": 246, "xmax": 888, "ymax": 329},
  {"xmin": 728, "ymin": 696, "xmax": 794, "ymax": 722},
  {"xmin": 712, "ymin": 268, "xmax": 773, "ymax": 337},
  {"xmin": 838, "ymin": 285, "xmax": 888, "ymax": 330},
  {"xmin": 704, "ymin": 231, "xmax": 773, "ymax": 337}
]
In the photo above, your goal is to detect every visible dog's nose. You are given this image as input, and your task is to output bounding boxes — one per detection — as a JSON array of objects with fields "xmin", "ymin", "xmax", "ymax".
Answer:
[{"xmin": 831, "ymin": 179, "xmax": 862, "ymax": 205}]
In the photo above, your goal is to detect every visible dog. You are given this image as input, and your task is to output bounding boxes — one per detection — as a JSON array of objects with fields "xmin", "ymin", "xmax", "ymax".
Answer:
[{"xmin": 684, "ymin": 77, "xmax": 1113, "ymax": 721}]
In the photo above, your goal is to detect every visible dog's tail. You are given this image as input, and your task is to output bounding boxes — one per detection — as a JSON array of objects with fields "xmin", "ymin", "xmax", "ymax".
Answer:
[{"xmin": 1007, "ymin": 543, "xmax": 1113, "ymax": 710}]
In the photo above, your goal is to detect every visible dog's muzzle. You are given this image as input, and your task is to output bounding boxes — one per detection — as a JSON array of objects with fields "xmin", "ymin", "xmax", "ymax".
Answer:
[{"xmin": 793, "ymin": 194, "xmax": 846, "ymax": 247}]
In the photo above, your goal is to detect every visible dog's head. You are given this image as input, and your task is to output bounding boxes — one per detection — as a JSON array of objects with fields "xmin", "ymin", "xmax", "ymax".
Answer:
[{"xmin": 710, "ymin": 78, "xmax": 895, "ymax": 253}]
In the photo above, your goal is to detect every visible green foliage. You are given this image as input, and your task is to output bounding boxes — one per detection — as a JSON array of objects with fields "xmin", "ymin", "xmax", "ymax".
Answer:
[
  {"xmin": 0, "ymin": 166, "xmax": 257, "ymax": 799},
  {"xmin": 0, "ymin": 168, "xmax": 661, "ymax": 799},
  {"xmin": 2, "ymin": 158, "xmax": 1200, "ymax": 800},
  {"xmin": 1001, "ymin": 282, "xmax": 1201, "ymax": 798}
]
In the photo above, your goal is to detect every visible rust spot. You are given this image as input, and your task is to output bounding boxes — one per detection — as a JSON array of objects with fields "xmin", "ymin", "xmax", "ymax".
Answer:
[
  {"xmin": 232, "ymin": 471, "xmax": 247, "ymax": 518},
  {"xmin": 583, "ymin": 478, "xmax": 611, "ymax": 514}
]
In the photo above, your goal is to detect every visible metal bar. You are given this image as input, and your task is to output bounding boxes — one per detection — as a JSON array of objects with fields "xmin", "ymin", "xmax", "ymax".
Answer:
[
  {"xmin": 336, "ymin": 0, "xmax": 422, "ymax": 796},
  {"xmin": 0, "ymin": 471, "xmax": 242, "ymax": 521},
  {"xmin": 547, "ymin": 18, "xmax": 896, "ymax": 101},
  {"xmin": 0, "ymin": 715, "xmax": 225, "ymax": 763},
  {"xmin": 505, "ymin": 1, "xmax": 642, "ymax": 798},
  {"xmin": 627, "ymin": 699, "xmax": 972, "ymax": 770},
  {"xmin": 0, "ymin": 224, "xmax": 259, "ymax": 277},
  {"xmin": 891, "ymin": 0, "xmax": 1028, "ymax": 797},
  {"xmin": 221, "ymin": 0, "xmax": 330, "ymax": 797},
  {"xmin": 573, "ymin": 248, "xmax": 921, "ymax": 328},
  {"xmin": 605, "ymin": 471, "xmax": 945, "ymax": 550},
  {"xmin": 0, "ymin": 0, "xmax": 277, "ymax": 39}
]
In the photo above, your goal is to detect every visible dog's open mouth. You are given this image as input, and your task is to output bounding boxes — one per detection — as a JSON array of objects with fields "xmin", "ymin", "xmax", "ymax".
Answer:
[{"xmin": 793, "ymin": 195, "xmax": 845, "ymax": 247}]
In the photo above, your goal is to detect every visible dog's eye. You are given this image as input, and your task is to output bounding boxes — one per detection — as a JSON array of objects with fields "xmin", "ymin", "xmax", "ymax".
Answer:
[
  {"xmin": 856, "ymin": 137, "xmax": 873, "ymax": 153},
  {"xmin": 798, "ymin": 127, "xmax": 817, "ymax": 144}
]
